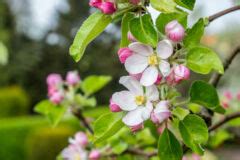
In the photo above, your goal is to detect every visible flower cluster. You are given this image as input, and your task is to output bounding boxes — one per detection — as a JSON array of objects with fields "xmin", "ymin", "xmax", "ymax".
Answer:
[
  {"xmin": 221, "ymin": 90, "xmax": 240, "ymax": 108},
  {"xmin": 89, "ymin": 0, "xmax": 116, "ymax": 15},
  {"xmin": 61, "ymin": 132, "xmax": 101, "ymax": 160},
  {"xmin": 110, "ymin": 20, "xmax": 190, "ymax": 132},
  {"xmin": 46, "ymin": 71, "xmax": 81, "ymax": 104}
]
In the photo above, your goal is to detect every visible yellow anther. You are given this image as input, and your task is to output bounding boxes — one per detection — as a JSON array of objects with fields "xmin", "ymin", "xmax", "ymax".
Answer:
[
  {"xmin": 135, "ymin": 95, "xmax": 146, "ymax": 106},
  {"xmin": 148, "ymin": 55, "xmax": 158, "ymax": 66}
]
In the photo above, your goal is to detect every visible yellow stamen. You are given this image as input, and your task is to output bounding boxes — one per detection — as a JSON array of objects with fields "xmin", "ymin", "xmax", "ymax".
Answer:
[
  {"xmin": 135, "ymin": 95, "xmax": 146, "ymax": 106},
  {"xmin": 148, "ymin": 55, "xmax": 158, "ymax": 66}
]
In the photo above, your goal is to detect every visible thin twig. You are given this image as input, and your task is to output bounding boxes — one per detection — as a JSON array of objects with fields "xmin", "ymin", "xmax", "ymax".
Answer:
[
  {"xmin": 208, "ymin": 5, "xmax": 240, "ymax": 23},
  {"xmin": 208, "ymin": 112, "xmax": 240, "ymax": 132},
  {"xmin": 209, "ymin": 46, "xmax": 240, "ymax": 87},
  {"xmin": 71, "ymin": 107, "xmax": 94, "ymax": 134}
]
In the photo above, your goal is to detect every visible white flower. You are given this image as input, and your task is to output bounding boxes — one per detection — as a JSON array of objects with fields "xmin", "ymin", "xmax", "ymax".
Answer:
[
  {"xmin": 125, "ymin": 40, "xmax": 173, "ymax": 86},
  {"xmin": 61, "ymin": 144, "xmax": 88, "ymax": 160},
  {"xmin": 111, "ymin": 76, "xmax": 159, "ymax": 127}
]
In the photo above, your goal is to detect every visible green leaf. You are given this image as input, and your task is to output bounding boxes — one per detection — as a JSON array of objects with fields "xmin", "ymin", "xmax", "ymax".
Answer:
[
  {"xmin": 93, "ymin": 112, "xmax": 124, "ymax": 144},
  {"xmin": 189, "ymin": 81, "xmax": 225, "ymax": 114},
  {"xmin": 179, "ymin": 114, "xmax": 208, "ymax": 155},
  {"xmin": 34, "ymin": 100, "xmax": 66, "ymax": 127},
  {"xmin": 129, "ymin": 14, "xmax": 158, "ymax": 47},
  {"xmin": 0, "ymin": 42, "xmax": 8, "ymax": 65},
  {"xmin": 69, "ymin": 11, "xmax": 112, "ymax": 62},
  {"xmin": 75, "ymin": 94, "xmax": 96, "ymax": 107},
  {"xmin": 187, "ymin": 46, "xmax": 224, "ymax": 74},
  {"xmin": 174, "ymin": 0, "xmax": 196, "ymax": 10},
  {"xmin": 208, "ymin": 130, "xmax": 233, "ymax": 148},
  {"xmin": 156, "ymin": 12, "xmax": 188, "ymax": 34},
  {"xmin": 150, "ymin": 0, "xmax": 178, "ymax": 13},
  {"xmin": 184, "ymin": 18, "xmax": 205, "ymax": 48},
  {"xmin": 112, "ymin": 141, "xmax": 128, "ymax": 154},
  {"xmin": 158, "ymin": 128, "xmax": 183, "ymax": 160},
  {"xmin": 120, "ymin": 13, "xmax": 134, "ymax": 47},
  {"xmin": 172, "ymin": 107, "xmax": 189, "ymax": 120},
  {"xmin": 81, "ymin": 75, "xmax": 112, "ymax": 96}
]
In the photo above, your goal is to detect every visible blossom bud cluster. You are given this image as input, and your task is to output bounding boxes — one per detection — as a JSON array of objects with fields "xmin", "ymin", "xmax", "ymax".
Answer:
[
  {"xmin": 89, "ymin": 0, "xmax": 116, "ymax": 14},
  {"xmin": 46, "ymin": 71, "xmax": 81, "ymax": 104},
  {"xmin": 61, "ymin": 132, "xmax": 101, "ymax": 160},
  {"xmin": 111, "ymin": 20, "xmax": 191, "ymax": 132},
  {"xmin": 221, "ymin": 91, "xmax": 240, "ymax": 108}
]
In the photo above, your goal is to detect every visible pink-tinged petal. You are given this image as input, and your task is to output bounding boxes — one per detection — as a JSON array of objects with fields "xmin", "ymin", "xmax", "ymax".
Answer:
[
  {"xmin": 142, "ymin": 101, "xmax": 153, "ymax": 120},
  {"xmin": 130, "ymin": 73, "xmax": 142, "ymax": 81},
  {"xmin": 117, "ymin": 47, "xmax": 133, "ymax": 64},
  {"xmin": 155, "ymin": 74, "xmax": 162, "ymax": 85},
  {"xmin": 50, "ymin": 91, "xmax": 64, "ymax": 104},
  {"xmin": 109, "ymin": 98, "xmax": 122, "ymax": 112},
  {"xmin": 127, "ymin": 31, "xmax": 137, "ymax": 42},
  {"xmin": 224, "ymin": 91, "xmax": 232, "ymax": 100},
  {"xmin": 159, "ymin": 60, "xmax": 171, "ymax": 77},
  {"xmin": 130, "ymin": 123, "xmax": 143, "ymax": 132},
  {"xmin": 111, "ymin": 91, "xmax": 137, "ymax": 111},
  {"xmin": 125, "ymin": 54, "xmax": 148, "ymax": 74},
  {"xmin": 129, "ymin": 42, "xmax": 153, "ymax": 56},
  {"xmin": 89, "ymin": 149, "xmax": 101, "ymax": 160},
  {"xmin": 166, "ymin": 69, "xmax": 176, "ymax": 86},
  {"xmin": 46, "ymin": 73, "xmax": 62, "ymax": 87},
  {"xmin": 174, "ymin": 65, "xmax": 190, "ymax": 83},
  {"xmin": 119, "ymin": 76, "xmax": 143, "ymax": 95},
  {"xmin": 66, "ymin": 71, "xmax": 81, "ymax": 85},
  {"xmin": 151, "ymin": 101, "xmax": 171, "ymax": 124},
  {"xmin": 122, "ymin": 107, "xmax": 146, "ymax": 126},
  {"xmin": 165, "ymin": 20, "xmax": 185, "ymax": 42},
  {"xmin": 145, "ymin": 85, "xmax": 159, "ymax": 101},
  {"xmin": 73, "ymin": 132, "xmax": 88, "ymax": 147},
  {"xmin": 98, "ymin": 2, "xmax": 116, "ymax": 15},
  {"xmin": 140, "ymin": 66, "xmax": 158, "ymax": 86},
  {"xmin": 156, "ymin": 40, "xmax": 173, "ymax": 59}
]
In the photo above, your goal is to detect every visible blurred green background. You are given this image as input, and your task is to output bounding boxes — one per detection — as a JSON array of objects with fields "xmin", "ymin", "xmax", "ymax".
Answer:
[{"xmin": 0, "ymin": 0, "xmax": 240, "ymax": 159}]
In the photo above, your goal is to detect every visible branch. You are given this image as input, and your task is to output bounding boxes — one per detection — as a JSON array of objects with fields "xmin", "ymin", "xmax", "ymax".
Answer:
[
  {"xmin": 208, "ymin": 5, "xmax": 240, "ymax": 23},
  {"xmin": 71, "ymin": 107, "xmax": 94, "ymax": 134},
  {"xmin": 208, "ymin": 112, "xmax": 240, "ymax": 132},
  {"xmin": 209, "ymin": 46, "xmax": 240, "ymax": 87}
]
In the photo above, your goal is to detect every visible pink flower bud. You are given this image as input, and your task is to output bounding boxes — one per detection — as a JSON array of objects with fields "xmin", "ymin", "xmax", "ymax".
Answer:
[
  {"xmin": 129, "ymin": 0, "xmax": 140, "ymax": 5},
  {"xmin": 174, "ymin": 65, "xmax": 190, "ymax": 83},
  {"xmin": 89, "ymin": 150, "xmax": 101, "ymax": 160},
  {"xmin": 130, "ymin": 73, "xmax": 142, "ymax": 81},
  {"xmin": 89, "ymin": 0, "xmax": 102, "ymax": 8},
  {"xmin": 74, "ymin": 132, "xmax": 88, "ymax": 147},
  {"xmin": 130, "ymin": 123, "xmax": 143, "ymax": 132},
  {"xmin": 165, "ymin": 20, "xmax": 185, "ymax": 42},
  {"xmin": 66, "ymin": 71, "xmax": 81, "ymax": 85},
  {"xmin": 117, "ymin": 47, "xmax": 133, "ymax": 63},
  {"xmin": 127, "ymin": 31, "xmax": 136, "ymax": 42},
  {"xmin": 166, "ymin": 70, "xmax": 176, "ymax": 86},
  {"xmin": 109, "ymin": 98, "xmax": 122, "ymax": 112},
  {"xmin": 221, "ymin": 100, "xmax": 229, "ymax": 109},
  {"xmin": 151, "ymin": 101, "xmax": 171, "ymax": 124},
  {"xmin": 50, "ymin": 91, "xmax": 64, "ymax": 104},
  {"xmin": 98, "ymin": 2, "xmax": 116, "ymax": 15},
  {"xmin": 224, "ymin": 91, "xmax": 232, "ymax": 100},
  {"xmin": 48, "ymin": 86, "xmax": 57, "ymax": 97},
  {"xmin": 46, "ymin": 73, "xmax": 62, "ymax": 87},
  {"xmin": 155, "ymin": 74, "xmax": 162, "ymax": 85}
]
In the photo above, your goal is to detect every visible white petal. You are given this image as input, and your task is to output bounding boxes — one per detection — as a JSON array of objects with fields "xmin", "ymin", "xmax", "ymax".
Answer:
[
  {"xmin": 125, "ymin": 54, "xmax": 148, "ymax": 74},
  {"xmin": 156, "ymin": 40, "xmax": 173, "ymax": 59},
  {"xmin": 155, "ymin": 101, "xmax": 170, "ymax": 113},
  {"xmin": 142, "ymin": 101, "xmax": 153, "ymax": 120},
  {"xmin": 129, "ymin": 42, "xmax": 153, "ymax": 56},
  {"xmin": 122, "ymin": 107, "xmax": 146, "ymax": 126},
  {"xmin": 140, "ymin": 66, "xmax": 158, "ymax": 86},
  {"xmin": 112, "ymin": 91, "xmax": 137, "ymax": 111},
  {"xmin": 159, "ymin": 60, "xmax": 171, "ymax": 77},
  {"xmin": 146, "ymin": 85, "xmax": 159, "ymax": 101},
  {"xmin": 119, "ymin": 76, "xmax": 143, "ymax": 95}
]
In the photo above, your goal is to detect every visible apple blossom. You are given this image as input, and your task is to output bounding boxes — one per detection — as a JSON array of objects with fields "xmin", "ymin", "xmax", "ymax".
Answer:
[
  {"xmin": 151, "ymin": 101, "xmax": 171, "ymax": 124},
  {"xmin": 46, "ymin": 73, "xmax": 62, "ymax": 87},
  {"xmin": 174, "ymin": 65, "xmax": 190, "ymax": 83},
  {"xmin": 89, "ymin": 150, "xmax": 101, "ymax": 160},
  {"xmin": 89, "ymin": 0, "xmax": 102, "ymax": 8},
  {"xmin": 111, "ymin": 76, "xmax": 159, "ymax": 130},
  {"xmin": 62, "ymin": 144, "xmax": 88, "ymax": 160},
  {"xmin": 125, "ymin": 40, "xmax": 173, "ymax": 86},
  {"xmin": 165, "ymin": 20, "xmax": 185, "ymax": 42},
  {"xmin": 98, "ymin": 2, "xmax": 116, "ymax": 14},
  {"xmin": 109, "ymin": 98, "xmax": 122, "ymax": 112},
  {"xmin": 66, "ymin": 71, "xmax": 81, "ymax": 85},
  {"xmin": 69, "ymin": 132, "xmax": 88, "ymax": 147},
  {"xmin": 117, "ymin": 47, "xmax": 133, "ymax": 64},
  {"xmin": 49, "ymin": 91, "xmax": 64, "ymax": 104}
]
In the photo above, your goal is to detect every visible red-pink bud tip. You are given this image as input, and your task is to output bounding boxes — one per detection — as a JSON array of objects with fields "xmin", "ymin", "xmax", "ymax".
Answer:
[
  {"xmin": 117, "ymin": 47, "xmax": 133, "ymax": 64},
  {"xmin": 165, "ymin": 20, "xmax": 185, "ymax": 42},
  {"xmin": 109, "ymin": 98, "xmax": 122, "ymax": 112},
  {"xmin": 98, "ymin": 2, "xmax": 116, "ymax": 15},
  {"xmin": 130, "ymin": 123, "xmax": 143, "ymax": 132},
  {"xmin": 89, "ymin": 150, "xmax": 101, "ymax": 160}
]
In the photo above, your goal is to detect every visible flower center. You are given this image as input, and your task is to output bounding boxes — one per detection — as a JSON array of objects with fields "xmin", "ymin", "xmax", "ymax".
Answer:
[
  {"xmin": 135, "ymin": 95, "xmax": 146, "ymax": 106},
  {"xmin": 148, "ymin": 55, "xmax": 158, "ymax": 66},
  {"xmin": 74, "ymin": 154, "xmax": 81, "ymax": 160}
]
